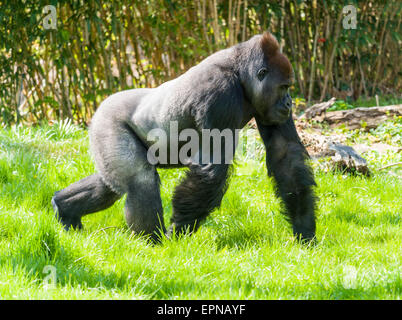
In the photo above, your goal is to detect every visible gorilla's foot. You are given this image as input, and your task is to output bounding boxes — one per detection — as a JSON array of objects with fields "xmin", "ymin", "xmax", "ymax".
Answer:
[
  {"xmin": 50, "ymin": 174, "xmax": 121, "ymax": 231},
  {"xmin": 51, "ymin": 195, "xmax": 83, "ymax": 231},
  {"xmin": 166, "ymin": 222, "xmax": 199, "ymax": 239},
  {"xmin": 293, "ymin": 231, "xmax": 316, "ymax": 245},
  {"xmin": 292, "ymin": 221, "xmax": 316, "ymax": 245},
  {"xmin": 145, "ymin": 230, "xmax": 165, "ymax": 244}
]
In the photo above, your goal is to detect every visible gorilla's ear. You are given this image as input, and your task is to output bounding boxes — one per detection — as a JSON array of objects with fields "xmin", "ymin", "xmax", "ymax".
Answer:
[{"xmin": 260, "ymin": 31, "xmax": 279, "ymax": 58}]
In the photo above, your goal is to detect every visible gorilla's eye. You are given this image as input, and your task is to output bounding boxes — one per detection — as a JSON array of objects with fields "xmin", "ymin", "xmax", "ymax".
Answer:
[{"xmin": 257, "ymin": 68, "xmax": 268, "ymax": 81}]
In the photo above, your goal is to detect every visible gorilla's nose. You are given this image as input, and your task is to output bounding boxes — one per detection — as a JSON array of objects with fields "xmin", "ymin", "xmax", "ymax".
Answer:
[{"xmin": 279, "ymin": 96, "xmax": 292, "ymax": 117}]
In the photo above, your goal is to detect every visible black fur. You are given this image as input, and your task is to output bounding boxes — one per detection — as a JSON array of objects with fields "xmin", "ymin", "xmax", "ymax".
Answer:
[
  {"xmin": 169, "ymin": 163, "xmax": 232, "ymax": 236},
  {"xmin": 256, "ymin": 115, "xmax": 317, "ymax": 242}
]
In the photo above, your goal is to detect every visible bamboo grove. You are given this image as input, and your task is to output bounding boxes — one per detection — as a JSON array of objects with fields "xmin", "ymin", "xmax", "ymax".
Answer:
[{"xmin": 0, "ymin": 0, "xmax": 401, "ymax": 125}]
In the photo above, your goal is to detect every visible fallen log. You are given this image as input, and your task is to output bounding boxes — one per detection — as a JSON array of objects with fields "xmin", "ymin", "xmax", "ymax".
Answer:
[
  {"xmin": 300, "ymin": 103, "xmax": 402, "ymax": 130},
  {"xmin": 317, "ymin": 105, "xmax": 402, "ymax": 129},
  {"xmin": 299, "ymin": 97, "xmax": 336, "ymax": 119}
]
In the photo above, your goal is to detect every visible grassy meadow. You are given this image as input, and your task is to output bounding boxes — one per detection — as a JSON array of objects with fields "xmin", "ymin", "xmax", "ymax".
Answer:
[{"xmin": 0, "ymin": 119, "xmax": 401, "ymax": 299}]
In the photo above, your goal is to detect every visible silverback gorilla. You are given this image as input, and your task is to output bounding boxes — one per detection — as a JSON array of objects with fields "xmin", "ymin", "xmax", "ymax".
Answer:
[{"xmin": 52, "ymin": 32, "xmax": 317, "ymax": 242}]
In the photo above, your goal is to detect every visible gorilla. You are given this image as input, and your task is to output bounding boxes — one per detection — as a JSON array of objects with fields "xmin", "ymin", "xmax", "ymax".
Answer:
[{"xmin": 52, "ymin": 32, "xmax": 317, "ymax": 242}]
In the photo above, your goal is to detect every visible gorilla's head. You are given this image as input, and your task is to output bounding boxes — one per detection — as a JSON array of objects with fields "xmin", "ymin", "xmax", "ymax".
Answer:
[{"xmin": 238, "ymin": 32, "xmax": 294, "ymax": 125}]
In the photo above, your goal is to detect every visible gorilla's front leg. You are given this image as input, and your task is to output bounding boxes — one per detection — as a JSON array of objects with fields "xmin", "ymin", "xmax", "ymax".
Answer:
[
  {"xmin": 52, "ymin": 173, "xmax": 121, "ymax": 230},
  {"xmin": 168, "ymin": 163, "xmax": 231, "ymax": 236},
  {"xmin": 256, "ymin": 115, "xmax": 317, "ymax": 242}
]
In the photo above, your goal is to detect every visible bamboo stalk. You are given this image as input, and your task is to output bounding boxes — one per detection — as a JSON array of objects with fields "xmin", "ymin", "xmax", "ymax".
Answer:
[
  {"xmin": 307, "ymin": 29, "xmax": 319, "ymax": 104},
  {"xmin": 197, "ymin": 0, "xmax": 212, "ymax": 53},
  {"xmin": 210, "ymin": 0, "xmax": 221, "ymax": 45},
  {"xmin": 320, "ymin": 10, "xmax": 342, "ymax": 101},
  {"xmin": 241, "ymin": 0, "xmax": 247, "ymax": 42},
  {"xmin": 234, "ymin": 0, "xmax": 242, "ymax": 44},
  {"xmin": 279, "ymin": 0, "xmax": 285, "ymax": 50},
  {"xmin": 228, "ymin": 0, "xmax": 233, "ymax": 46},
  {"xmin": 372, "ymin": 4, "xmax": 393, "ymax": 94}
]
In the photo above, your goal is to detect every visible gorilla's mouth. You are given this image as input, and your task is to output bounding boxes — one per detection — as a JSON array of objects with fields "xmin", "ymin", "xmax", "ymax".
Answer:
[
  {"xmin": 256, "ymin": 109, "xmax": 289, "ymax": 126},
  {"xmin": 275, "ymin": 111, "xmax": 291, "ymax": 123},
  {"xmin": 278, "ymin": 106, "xmax": 291, "ymax": 118}
]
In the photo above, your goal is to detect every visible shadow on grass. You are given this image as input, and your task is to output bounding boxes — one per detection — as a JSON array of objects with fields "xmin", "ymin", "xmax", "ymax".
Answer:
[
  {"xmin": 1, "ymin": 247, "xmax": 199, "ymax": 299},
  {"xmin": 0, "ymin": 226, "xmax": 204, "ymax": 299}
]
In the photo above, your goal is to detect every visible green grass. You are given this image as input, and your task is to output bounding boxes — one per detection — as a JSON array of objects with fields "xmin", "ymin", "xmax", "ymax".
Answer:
[{"xmin": 0, "ymin": 120, "xmax": 401, "ymax": 299}]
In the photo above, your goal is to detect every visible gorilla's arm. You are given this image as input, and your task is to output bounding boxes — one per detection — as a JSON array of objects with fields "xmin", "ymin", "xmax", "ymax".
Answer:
[{"xmin": 256, "ymin": 114, "xmax": 316, "ymax": 241}]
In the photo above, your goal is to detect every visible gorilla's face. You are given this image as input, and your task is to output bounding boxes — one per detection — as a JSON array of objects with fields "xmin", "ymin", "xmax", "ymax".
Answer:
[
  {"xmin": 241, "ymin": 33, "xmax": 294, "ymax": 126},
  {"xmin": 251, "ymin": 63, "xmax": 293, "ymax": 125}
]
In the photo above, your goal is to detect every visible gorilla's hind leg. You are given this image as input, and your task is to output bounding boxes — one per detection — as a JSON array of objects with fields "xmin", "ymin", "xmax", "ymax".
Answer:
[
  {"xmin": 52, "ymin": 173, "xmax": 121, "ymax": 230},
  {"xmin": 124, "ymin": 168, "xmax": 166, "ymax": 243}
]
